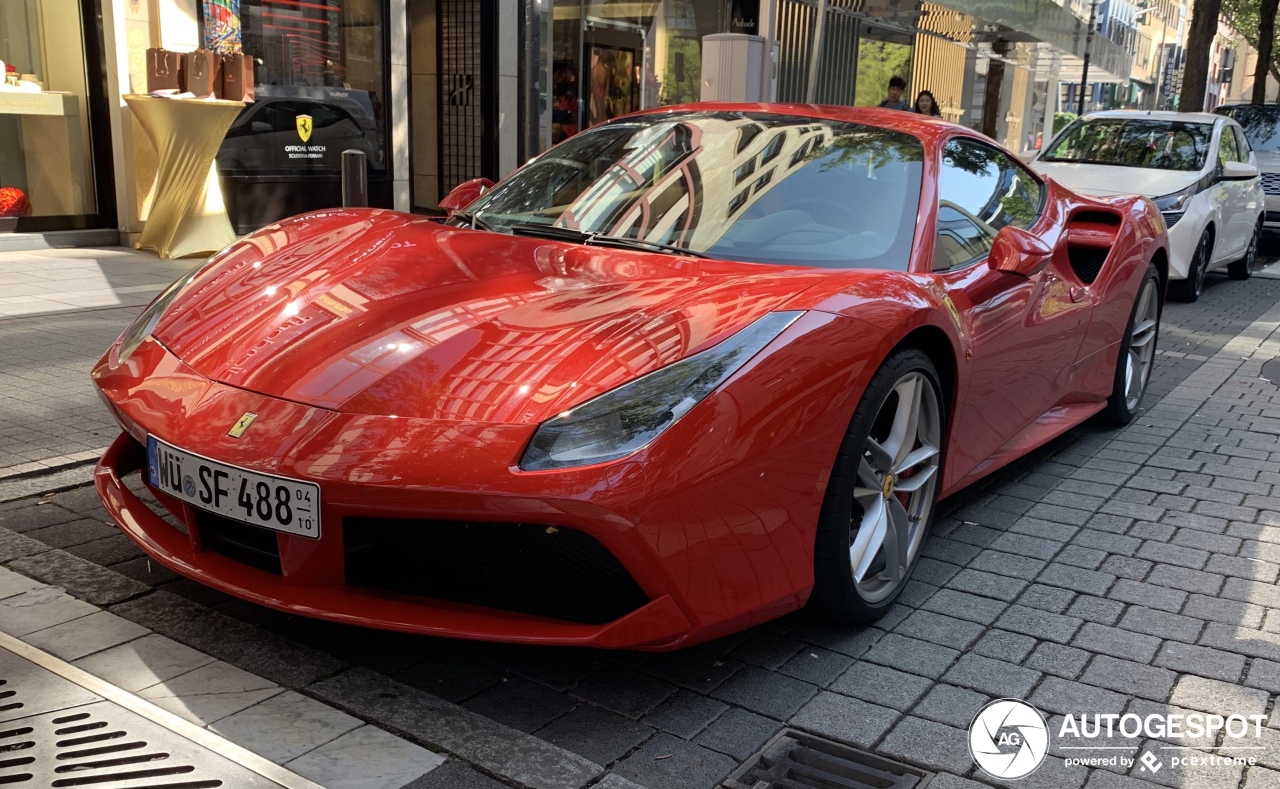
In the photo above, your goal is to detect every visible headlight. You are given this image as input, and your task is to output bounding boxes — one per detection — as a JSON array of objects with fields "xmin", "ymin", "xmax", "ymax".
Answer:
[
  {"xmin": 520, "ymin": 311, "xmax": 803, "ymax": 470},
  {"xmin": 1152, "ymin": 185, "xmax": 1197, "ymax": 227},
  {"xmin": 115, "ymin": 263, "xmax": 207, "ymax": 363}
]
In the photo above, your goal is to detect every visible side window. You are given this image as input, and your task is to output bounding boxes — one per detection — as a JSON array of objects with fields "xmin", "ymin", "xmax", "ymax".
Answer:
[
  {"xmin": 1233, "ymin": 126, "xmax": 1252, "ymax": 160},
  {"xmin": 1217, "ymin": 125, "xmax": 1241, "ymax": 166},
  {"xmin": 934, "ymin": 138, "xmax": 1044, "ymax": 271}
]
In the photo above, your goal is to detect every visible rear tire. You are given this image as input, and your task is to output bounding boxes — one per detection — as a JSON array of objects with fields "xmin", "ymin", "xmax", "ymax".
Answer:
[
  {"xmin": 1228, "ymin": 220, "xmax": 1261, "ymax": 280},
  {"xmin": 1170, "ymin": 230, "xmax": 1212, "ymax": 303},
  {"xmin": 1103, "ymin": 263, "xmax": 1161, "ymax": 425},
  {"xmin": 809, "ymin": 349, "xmax": 944, "ymax": 624}
]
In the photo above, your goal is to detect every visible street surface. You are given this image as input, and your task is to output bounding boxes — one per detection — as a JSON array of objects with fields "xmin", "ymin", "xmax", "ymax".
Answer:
[{"xmin": 1, "ymin": 247, "xmax": 1279, "ymax": 788}]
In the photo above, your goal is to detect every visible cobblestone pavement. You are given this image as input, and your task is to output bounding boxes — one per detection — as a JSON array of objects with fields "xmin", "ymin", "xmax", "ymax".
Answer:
[
  {"xmin": 1, "ymin": 259, "xmax": 1280, "ymax": 789},
  {"xmin": 0, "ymin": 248, "xmax": 196, "ymax": 477}
]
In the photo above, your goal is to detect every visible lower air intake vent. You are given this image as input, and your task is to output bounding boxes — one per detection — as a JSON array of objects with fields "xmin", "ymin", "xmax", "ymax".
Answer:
[
  {"xmin": 344, "ymin": 519, "xmax": 649, "ymax": 624},
  {"xmin": 1065, "ymin": 211, "xmax": 1121, "ymax": 285},
  {"xmin": 723, "ymin": 729, "xmax": 933, "ymax": 789},
  {"xmin": 195, "ymin": 514, "xmax": 282, "ymax": 575}
]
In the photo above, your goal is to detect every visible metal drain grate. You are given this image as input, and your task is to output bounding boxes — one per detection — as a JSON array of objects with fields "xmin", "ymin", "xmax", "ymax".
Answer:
[
  {"xmin": 0, "ymin": 634, "xmax": 313, "ymax": 788},
  {"xmin": 722, "ymin": 729, "xmax": 934, "ymax": 789},
  {"xmin": 0, "ymin": 701, "xmax": 241, "ymax": 787}
]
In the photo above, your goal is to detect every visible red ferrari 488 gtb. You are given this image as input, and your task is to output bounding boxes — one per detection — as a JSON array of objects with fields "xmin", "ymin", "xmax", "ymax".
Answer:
[{"xmin": 93, "ymin": 105, "xmax": 1169, "ymax": 650}]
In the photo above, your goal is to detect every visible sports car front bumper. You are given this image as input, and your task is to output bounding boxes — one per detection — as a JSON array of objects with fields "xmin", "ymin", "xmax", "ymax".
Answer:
[
  {"xmin": 93, "ymin": 317, "xmax": 865, "ymax": 649},
  {"xmin": 96, "ymin": 431, "xmax": 697, "ymax": 648}
]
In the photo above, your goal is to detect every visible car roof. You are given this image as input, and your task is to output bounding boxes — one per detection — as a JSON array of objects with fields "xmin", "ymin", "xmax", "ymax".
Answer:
[
  {"xmin": 1082, "ymin": 110, "xmax": 1223, "ymax": 125},
  {"xmin": 624, "ymin": 102, "xmax": 990, "ymax": 148}
]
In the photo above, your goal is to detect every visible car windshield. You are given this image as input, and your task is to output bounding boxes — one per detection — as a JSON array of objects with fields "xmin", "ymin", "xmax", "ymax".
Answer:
[
  {"xmin": 464, "ymin": 111, "xmax": 924, "ymax": 270},
  {"xmin": 1041, "ymin": 118, "xmax": 1213, "ymax": 171},
  {"xmin": 1215, "ymin": 106, "xmax": 1280, "ymax": 153}
]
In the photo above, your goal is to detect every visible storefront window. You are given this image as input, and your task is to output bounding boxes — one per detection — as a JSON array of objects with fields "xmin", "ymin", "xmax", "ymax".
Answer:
[
  {"xmin": 216, "ymin": 0, "xmax": 388, "ymax": 177},
  {"xmin": 854, "ymin": 24, "xmax": 913, "ymax": 107},
  {"xmin": 0, "ymin": 0, "xmax": 98, "ymax": 224},
  {"xmin": 529, "ymin": 0, "xmax": 728, "ymax": 155}
]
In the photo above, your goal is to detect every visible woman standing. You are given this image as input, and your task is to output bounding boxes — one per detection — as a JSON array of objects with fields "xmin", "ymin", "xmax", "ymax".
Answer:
[{"xmin": 914, "ymin": 91, "xmax": 942, "ymax": 116}]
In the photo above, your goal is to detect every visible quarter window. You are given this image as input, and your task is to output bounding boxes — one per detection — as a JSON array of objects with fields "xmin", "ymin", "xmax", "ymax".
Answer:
[
  {"xmin": 1217, "ymin": 125, "xmax": 1242, "ymax": 166},
  {"xmin": 934, "ymin": 138, "xmax": 1044, "ymax": 271},
  {"xmin": 1232, "ymin": 126, "xmax": 1252, "ymax": 159}
]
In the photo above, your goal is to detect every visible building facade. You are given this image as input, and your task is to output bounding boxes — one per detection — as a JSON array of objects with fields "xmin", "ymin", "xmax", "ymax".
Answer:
[{"xmin": 2, "ymin": 0, "xmax": 1142, "ymax": 241}]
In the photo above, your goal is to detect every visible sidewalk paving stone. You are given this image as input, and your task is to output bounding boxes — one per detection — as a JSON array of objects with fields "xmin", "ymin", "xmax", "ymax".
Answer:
[
  {"xmin": 690, "ymin": 707, "xmax": 781, "ymax": 761},
  {"xmin": 535, "ymin": 704, "xmax": 655, "ymax": 765},
  {"xmin": 22, "ymin": 608, "xmax": 147, "ymax": 661},
  {"xmin": 789, "ymin": 691, "xmax": 899, "ymax": 748},
  {"xmin": 210, "ymin": 689, "xmax": 363, "ymax": 764},
  {"xmin": 285, "ymin": 724, "xmax": 446, "ymax": 789},
  {"xmin": 73, "ymin": 632, "xmax": 215, "ymax": 691},
  {"xmin": 137, "ymin": 659, "xmax": 285, "ymax": 725}
]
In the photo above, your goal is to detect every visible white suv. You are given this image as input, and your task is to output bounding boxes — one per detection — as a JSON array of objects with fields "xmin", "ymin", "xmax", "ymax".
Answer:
[
  {"xmin": 1214, "ymin": 104, "xmax": 1280, "ymax": 250},
  {"xmin": 1031, "ymin": 111, "xmax": 1265, "ymax": 302}
]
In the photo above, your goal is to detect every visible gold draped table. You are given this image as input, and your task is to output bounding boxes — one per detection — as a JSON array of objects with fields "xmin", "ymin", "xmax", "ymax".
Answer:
[{"xmin": 125, "ymin": 95, "xmax": 244, "ymax": 259}]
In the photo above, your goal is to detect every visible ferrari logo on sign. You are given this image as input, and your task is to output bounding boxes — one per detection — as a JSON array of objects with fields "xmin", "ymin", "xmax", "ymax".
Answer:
[
  {"xmin": 228, "ymin": 412, "xmax": 258, "ymax": 438},
  {"xmin": 296, "ymin": 115, "xmax": 313, "ymax": 142}
]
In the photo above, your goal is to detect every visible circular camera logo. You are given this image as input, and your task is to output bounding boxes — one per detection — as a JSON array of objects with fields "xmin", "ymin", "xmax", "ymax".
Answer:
[{"xmin": 969, "ymin": 699, "xmax": 1049, "ymax": 779}]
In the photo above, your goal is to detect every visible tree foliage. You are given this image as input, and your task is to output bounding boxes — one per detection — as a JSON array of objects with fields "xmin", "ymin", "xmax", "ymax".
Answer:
[{"xmin": 1221, "ymin": 0, "xmax": 1280, "ymax": 102}]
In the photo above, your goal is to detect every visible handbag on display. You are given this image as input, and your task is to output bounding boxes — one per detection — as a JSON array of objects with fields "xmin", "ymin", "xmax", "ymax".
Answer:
[
  {"xmin": 220, "ymin": 53, "xmax": 254, "ymax": 102},
  {"xmin": 180, "ymin": 49, "xmax": 216, "ymax": 98},
  {"xmin": 145, "ymin": 48, "xmax": 180, "ymax": 92}
]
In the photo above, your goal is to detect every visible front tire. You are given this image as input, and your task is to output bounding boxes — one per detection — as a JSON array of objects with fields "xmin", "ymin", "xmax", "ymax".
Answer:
[
  {"xmin": 1170, "ymin": 230, "xmax": 1212, "ymax": 302},
  {"xmin": 809, "ymin": 349, "xmax": 944, "ymax": 623},
  {"xmin": 1103, "ymin": 263, "xmax": 1161, "ymax": 425},
  {"xmin": 1228, "ymin": 220, "xmax": 1261, "ymax": 280}
]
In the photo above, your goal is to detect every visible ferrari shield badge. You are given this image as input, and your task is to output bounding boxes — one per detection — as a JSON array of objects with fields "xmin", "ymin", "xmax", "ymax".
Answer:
[
  {"xmin": 228, "ymin": 412, "xmax": 258, "ymax": 438},
  {"xmin": 296, "ymin": 115, "xmax": 313, "ymax": 143}
]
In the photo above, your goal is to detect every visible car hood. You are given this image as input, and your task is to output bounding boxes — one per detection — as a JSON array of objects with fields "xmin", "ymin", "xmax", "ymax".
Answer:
[
  {"xmin": 150, "ymin": 209, "xmax": 829, "ymax": 423},
  {"xmin": 1255, "ymin": 151, "xmax": 1280, "ymax": 172},
  {"xmin": 1029, "ymin": 161, "xmax": 1202, "ymax": 198}
]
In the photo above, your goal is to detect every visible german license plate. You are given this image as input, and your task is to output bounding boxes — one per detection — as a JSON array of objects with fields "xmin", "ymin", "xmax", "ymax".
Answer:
[{"xmin": 146, "ymin": 436, "xmax": 320, "ymax": 539}]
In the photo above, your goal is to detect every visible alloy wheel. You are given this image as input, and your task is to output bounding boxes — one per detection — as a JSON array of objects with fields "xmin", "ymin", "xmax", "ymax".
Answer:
[
  {"xmin": 1191, "ymin": 236, "xmax": 1209, "ymax": 297},
  {"xmin": 850, "ymin": 372, "xmax": 941, "ymax": 603},
  {"xmin": 1124, "ymin": 277, "xmax": 1159, "ymax": 411}
]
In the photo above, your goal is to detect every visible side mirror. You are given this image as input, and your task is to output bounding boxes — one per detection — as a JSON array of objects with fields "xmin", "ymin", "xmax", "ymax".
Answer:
[
  {"xmin": 1221, "ymin": 161, "xmax": 1258, "ymax": 181},
  {"xmin": 988, "ymin": 225, "xmax": 1054, "ymax": 277},
  {"xmin": 440, "ymin": 177, "xmax": 495, "ymax": 215},
  {"xmin": 251, "ymin": 121, "xmax": 271, "ymax": 133}
]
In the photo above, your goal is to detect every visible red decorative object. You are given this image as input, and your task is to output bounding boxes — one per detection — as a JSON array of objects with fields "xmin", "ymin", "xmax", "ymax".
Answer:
[{"xmin": 0, "ymin": 187, "xmax": 32, "ymax": 218}]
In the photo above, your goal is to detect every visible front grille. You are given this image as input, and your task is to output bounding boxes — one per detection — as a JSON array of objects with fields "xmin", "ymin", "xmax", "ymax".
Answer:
[
  {"xmin": 196, "ymin": 514, "xmax": 282, "ymax": 574},
  {"xmin": 1262, "ymin": 172, "xmax": 1280, "ymax": 196},
  {"xmin": 344, "ymin": 519, "xmax": 649, "ymax": 624}
]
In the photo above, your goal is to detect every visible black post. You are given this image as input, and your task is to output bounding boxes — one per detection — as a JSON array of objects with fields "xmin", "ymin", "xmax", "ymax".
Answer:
[
  {"xmin": 1077, "ymin": 0, "xmax": 1099, "ymax": 116},
  {"xmin": 341, "ymin": 149, "xmax": 368, "ymax": 208}
]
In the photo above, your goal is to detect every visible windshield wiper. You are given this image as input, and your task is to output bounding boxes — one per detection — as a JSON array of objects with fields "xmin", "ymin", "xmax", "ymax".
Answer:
[
  {"xmin": 505, "ymin": 223, "xmax": 712, "ymax": 259},
  {"xmin": 449, "ymin": 210, "xmax": 503, "ymax": 233}
]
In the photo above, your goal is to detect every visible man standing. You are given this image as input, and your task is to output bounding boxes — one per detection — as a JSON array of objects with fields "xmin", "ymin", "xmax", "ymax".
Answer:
[{"xmin": 878, "ymin": 77, "xmax": 910, "ymax": 110}]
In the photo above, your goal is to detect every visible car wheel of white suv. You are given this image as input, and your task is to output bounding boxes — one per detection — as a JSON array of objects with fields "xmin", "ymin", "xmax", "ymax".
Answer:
[{"xmin": 1229, "ymin": 219, "xmax": 1261, "ymax": 281}]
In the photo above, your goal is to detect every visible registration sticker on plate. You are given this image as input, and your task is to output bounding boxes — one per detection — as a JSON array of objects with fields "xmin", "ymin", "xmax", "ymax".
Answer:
[{"xmin": 146, "ymin": 436, "xmax": 321, "ymax": 539}]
